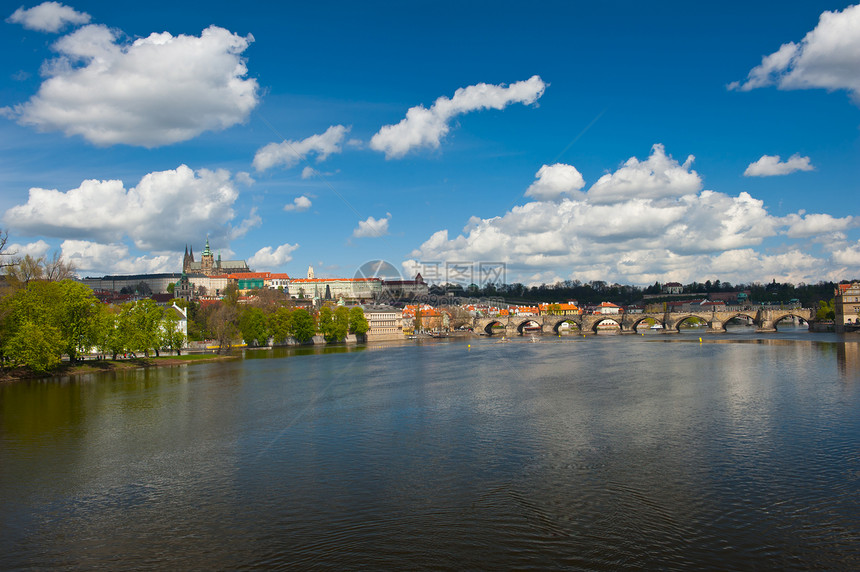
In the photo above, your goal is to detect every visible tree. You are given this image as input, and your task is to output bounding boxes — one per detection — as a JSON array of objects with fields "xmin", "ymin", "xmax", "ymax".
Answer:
[
  {"xmin": 121, "ymin": 299, "xmax": 164, "ymax": 357},
  {"xmin": 1, "ymin": 279, "xmax": 98, "ymax": 369},
  {"xmin": 239, "ymin": 306, "xmax": 268, "ymax": 346},
  {"xmin": 331, "ymin": 306, "xmax": 350, "ymax": 341},
  {"xmin": 5, "ymin": 319, "xmax": 62, "ymax": 374},
  {"xmin": 268, "ymin": 307, "xmax": 293, "ymax": 345},
  {"xmin": 318, "ymin": 306, "xmax": 335, "ymax": 341},
  {"xmin": 290, "ymin": 308, "xmax": 316, "ymax": 344},
  {"xmin": 348, "ymin": 307, "xmax": 369, "ymax": 335},
  {"xmin": 42, "ymin": 251, "xmax": 76, "ymax": 281},
  {"xmin": 95, "ymin": 305, "xmax": 126, "ymax": 360},
  {"xmin": 414, "ymin": 306, "xmax": 422, "ymax": 333},
  {"xmin": 166, "ymin": 282, "xmax": 176, "ymax": 295},
  {"xmin": 0, "ymin": 230, "xmax": 14, "ymax": 270},
  {"xmin": 5, "ymin": 254, "xmax": 44, "ymax": 285},
  {"xmin": 816, "ymin": 299, "xmax": 835, "ymax": 321},
  {"xmin": 55, "ymin": 280, "xmax": 100, "ymax": 362},
  {"xmin": 207, "ymin": 303, "xmax": 238, "ymax": 354}
]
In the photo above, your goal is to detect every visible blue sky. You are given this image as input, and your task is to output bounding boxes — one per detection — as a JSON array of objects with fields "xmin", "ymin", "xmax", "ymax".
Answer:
[{"xmin": 1, "ymin": 1, "xmax": 859, "ymax": 287}]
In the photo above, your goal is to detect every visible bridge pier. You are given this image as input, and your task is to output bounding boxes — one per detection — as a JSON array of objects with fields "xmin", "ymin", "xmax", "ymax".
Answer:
[{"xmin": 707, "ymin": 319, "xmax": 724, "ymax": 333}]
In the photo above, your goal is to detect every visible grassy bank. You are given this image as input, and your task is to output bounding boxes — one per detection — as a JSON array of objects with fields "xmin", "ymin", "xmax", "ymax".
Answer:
[{"xmin": 0, "ymin": 354, "xmax": 236, "ymax": 383}]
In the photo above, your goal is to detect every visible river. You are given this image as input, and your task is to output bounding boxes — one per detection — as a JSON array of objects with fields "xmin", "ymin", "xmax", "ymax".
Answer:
[{"xmin": 2, "ymin": 329, "xmax": 859, "ymax": 569}]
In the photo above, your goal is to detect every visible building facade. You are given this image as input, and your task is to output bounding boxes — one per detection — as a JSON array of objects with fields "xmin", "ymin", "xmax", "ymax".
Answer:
[{"xmin": 836, "ymin": 282, "xmax": 860, "ymax": 332}]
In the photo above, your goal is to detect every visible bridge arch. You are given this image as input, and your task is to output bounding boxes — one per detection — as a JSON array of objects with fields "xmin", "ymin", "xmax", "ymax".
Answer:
[
  {"xmin": 515, "ymin": 319, "xmax": 542, "ymax": 335},
  {"xmin": 552, "ymin": 318, "xmax": 581, "ymax": 334},
  {"xmin": 483, "ymin": 320, "xmax": 505, "ymax": 335},
  {"xmin": 771, "ymin": 313, "xmax": 810, "ymax": 330},
  {"xmin": 591, "ymin": 316, "xmax": 621, "ymax": 334},
  {"xmin": 719, "ymin": 313, "xmax": 757, "ymax": 331},
  {"xmin": 631, "ymin": 316, "xmax": 665, "ymax": 331},
  {"xmin": 668, "ymin": 314, "xmax": 704, "ymax": 332}
]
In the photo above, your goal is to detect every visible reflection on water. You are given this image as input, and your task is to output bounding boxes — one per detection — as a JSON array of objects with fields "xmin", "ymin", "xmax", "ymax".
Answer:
[{"xmin": 1, "ymin": 332, "xmax": 859, "ymax": 569}]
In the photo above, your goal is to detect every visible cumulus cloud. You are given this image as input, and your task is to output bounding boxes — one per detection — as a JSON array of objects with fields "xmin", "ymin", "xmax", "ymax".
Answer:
[
  {"xmin": 3, "ymin": 24, "xmax": 258, "ymax": 146},
  {"xmin": 283, "ymin": 195, "xmax": 312, "ymax": 212},
  {"xmin": 407, "ymin": 144, "xmax": 850, "ymax": 285},
  {"xmin": 587, "ymin": 144, "xmax": 701, "ymax": 204},
  {"xmin": 782, "ymin": 212, "xmax": 853, "ymax": 238},
  {"xmin": 729, "ymin": 4, "xmax": 860, "ymax": 104},
  {"xmin": 524, "ymin": 163, "xmax": 586, "ymax": 201},
  {"xmin": 253, "ymin": 125, "xmax": 349, "ymax": 172},
  {"xmin": 3, "ymin": 165, "xmax": 244, "ymax": 251},
  {"xmin": 744, "ymin": 154, "xmax": 815, "ymax": 176},
  {"xmin": 5, "ymin": 239, "xmax": 51, "ymax": 259},
  {"xmin": 6, "ymin": 2, "xmax": 90, "ymax": 33},
  {"xmin": 353, "ymin": 213, "xmax": 390, "ymax": 238},
  {"xmin": 61, "ymin": 239, "xmax": 177, "ymax": 276},
  {"xmin": 248, "ymin": 243, "xmax": 299, "ymax": 269},
  {"xmin": 370, "ymin": 76, "xmax": 546, "ymax": 158},
  {"xmin": 833, "ymin": 242, "xmax": 860, "ymax": 266}
]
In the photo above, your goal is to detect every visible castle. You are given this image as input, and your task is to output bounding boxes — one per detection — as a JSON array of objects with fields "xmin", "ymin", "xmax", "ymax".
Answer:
[{"xmin": 182, "ymin": 237, "xmax": 250, "ymax": 276}]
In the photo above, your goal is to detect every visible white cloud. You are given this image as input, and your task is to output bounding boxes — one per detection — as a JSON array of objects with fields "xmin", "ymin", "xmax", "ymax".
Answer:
[
  {"xmin": 235, "ymin": 171, "xmax": 255, "ymax": 186},
  {"xmin": 61, "ymin": 239, "xmax": 177, "ymax": 276},
  {"xmin": 283, "ymin": 195, "xmax": 312, "ymax": 212},
  {"xmin": 407, "ymin": 144, "xmax": 851, "ymax": 285},
  {"xmin": 833, "ymin": 242, "xmax": 860, "ymax": 266},
  {"xmin": 744, "ymin": 154, "xmax": 815, "ymax": 176},
  {"xmin": 229, "ymin": 207, "xmax": 261, "ymax": 240},
  {"xmin": 6, "ymin": 239, "xmax": 51, "ymax": 259},
  {"xmin": 782, "ymin": 212, "xmax": 853, "ymax": 238},
  {"xmin": 253, "ymin": 125, "xmax": 349, "ymax": 172},
  {"xmin": 524, "ymin": 163, "xmax": 585, "ymax": 201},
  {"xmin": 587, "ymin": 144, "xmax": 701, "ymax": 204},
  {"xmin": 3, "ymin": 165, "xmax": 244, "ymax": 250},
  {"xmin": 3, "ymin": 24, "xmax": 258, "ymax": 146},
  {"xmin": 353, "ymin": 213, "xmax": 390, "ymax": 238},
  {"xmin": 729, "ymin": 4, "xmax": 860, "ymax": 104},
  {"xmin": 369, "ymin": 75, "xmax": 546, "ymax": 158},
  {"xmin": 301, "ymin": 166, "xmax": 315, "ymax": 179},
  {"xmin": 6, "ymin": 2, "xmax": 90, "ymax": 33},
  {"xmin": 248, "ymin": 243, "xmax": 299, "ymax": 270}
]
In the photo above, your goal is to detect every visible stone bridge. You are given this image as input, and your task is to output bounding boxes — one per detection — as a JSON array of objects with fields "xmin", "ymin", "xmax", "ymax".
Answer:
[{"xmin": 473, "ymin": 308, "xmax": 815, "ymax": 336}]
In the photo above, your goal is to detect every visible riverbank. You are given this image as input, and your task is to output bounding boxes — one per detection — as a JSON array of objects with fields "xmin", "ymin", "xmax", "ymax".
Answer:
[{"xmin": 0, "ymin": 354, "xmax": 237, "ymax": 384}]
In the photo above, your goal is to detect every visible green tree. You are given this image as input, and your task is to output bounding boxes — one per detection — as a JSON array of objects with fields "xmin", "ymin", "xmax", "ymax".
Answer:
[
  {"xmin": 268, "ymin": 307, "xmax": 293, "ymax": 345},
  {"xmin": 318, "ymin": 306, "xmax": 335, "ymax": 341},
  {"xmin": 121, "ymin": 299, "xmax": 164, "ymax": 357},
  {"xmin": 5, "ymin": 320, "xmax": 62, "ymax": 373},
  {"xmin": 348, "ymin": 307, "xmax": 369, "ymax": 335},
  {"xmin": 95, "ymin": 305, "xmax": 126, "ymax": 360},
  {"xmin": 55, "ymin": 280, "xmax": 100, "ymax": 362},
  {"xmin": 816, "ymin": 299, "xmax": 835, "ymax": 320},
  {"xmin": 290, "ymin": 308, "xmax": 316, "ymax": 344},
  {"xmin": 331, "ymin": 306, "xmax": 350, "ymax": 341},
  {"xmin": 239, "ymin": 306, "xmax": 268, "ymax": 346}
]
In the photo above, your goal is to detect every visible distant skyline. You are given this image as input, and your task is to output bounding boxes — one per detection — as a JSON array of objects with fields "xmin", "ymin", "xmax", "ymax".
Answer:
[{"xmin": 1, "ymin": 1, "xmax": 858, "ymax": 286}]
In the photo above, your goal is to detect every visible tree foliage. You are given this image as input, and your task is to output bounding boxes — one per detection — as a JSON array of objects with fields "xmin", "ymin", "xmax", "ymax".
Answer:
[
  {"xmin": 239, "ymin": 306, "xmax": 268, "ymax": 346},
  {"xmin": 290, "ymin": 309, "xmax": 316, "ymax": 344},
  {"xmin": 348, "ymin": 307, "xmax": 369, "ymax": 335}
]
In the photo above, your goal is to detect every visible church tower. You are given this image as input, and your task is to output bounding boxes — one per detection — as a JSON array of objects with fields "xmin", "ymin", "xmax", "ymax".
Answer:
[
  {"xmin": 182, "ymin": 244, "xmax": 195, "ymax": 274},
  {"xmin": 201, "ymin": 236, "xmax": 214, "ymax": 275}
]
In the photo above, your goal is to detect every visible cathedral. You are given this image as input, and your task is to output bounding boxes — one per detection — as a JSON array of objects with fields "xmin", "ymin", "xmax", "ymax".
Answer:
[{"xmin": 182, "ymin": 237, "xmax": 250, "ymax": 276}]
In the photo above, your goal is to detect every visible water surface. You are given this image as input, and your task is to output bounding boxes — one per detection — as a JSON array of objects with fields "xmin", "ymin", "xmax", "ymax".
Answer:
[{"xmin": 2, "ymin": 331, "xmax": 859, "ymax": 569}]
